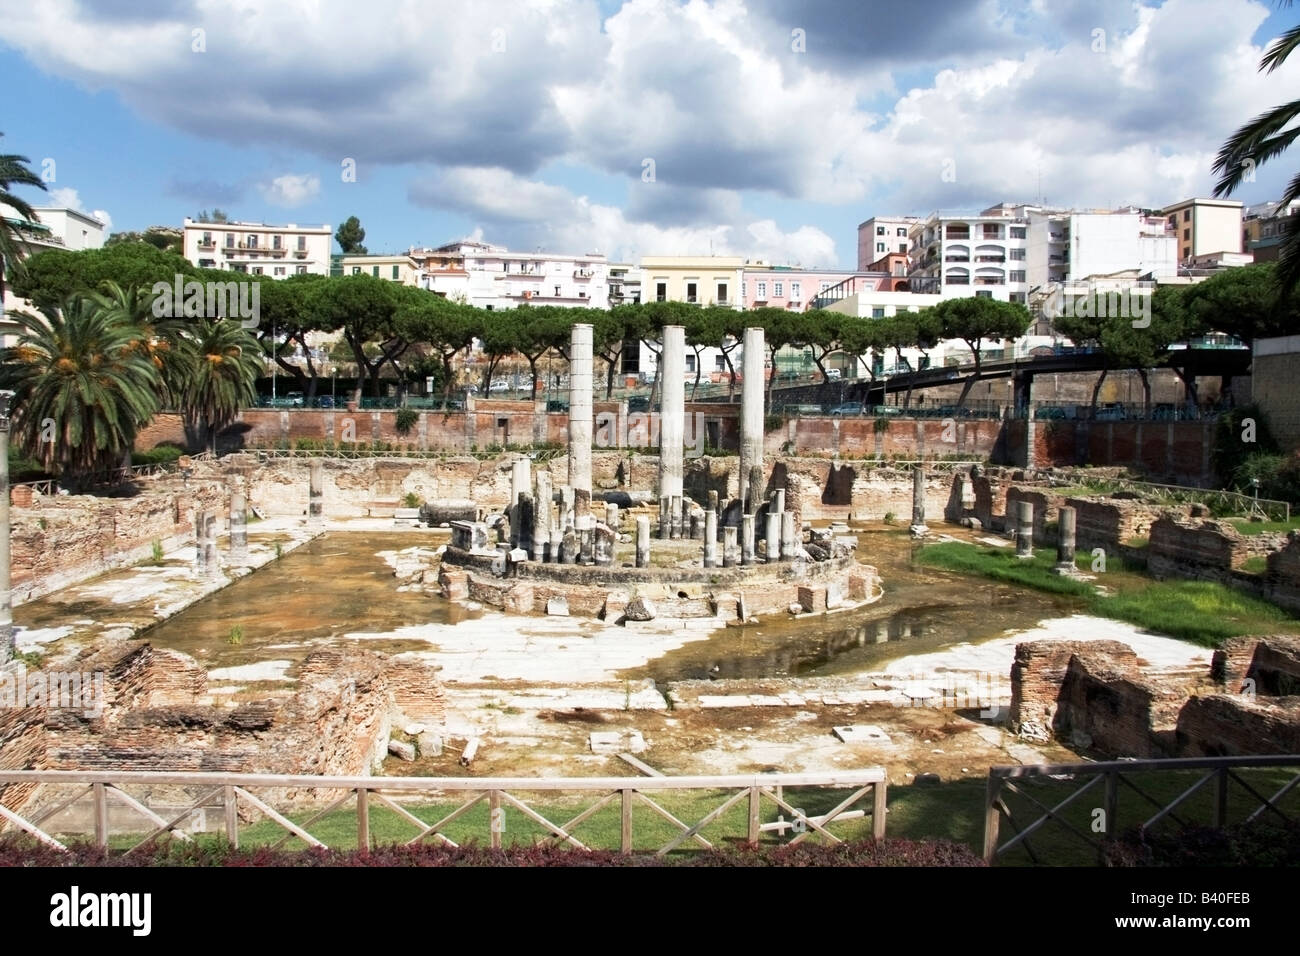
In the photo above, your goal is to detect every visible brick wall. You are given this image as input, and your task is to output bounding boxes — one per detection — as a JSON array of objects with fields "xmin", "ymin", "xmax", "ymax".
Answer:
[
  {"xmin": 1175, "ymin": 694, "xmax": 1300, "ymax": 757},
  {"xmin": 1009, "ymin": 640, "xmax": 1140, "ymax": 740}
]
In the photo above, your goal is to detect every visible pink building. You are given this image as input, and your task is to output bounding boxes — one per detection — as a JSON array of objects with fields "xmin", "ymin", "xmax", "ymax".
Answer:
[{"xmin": 740, "ymin": 267, "xmax": 885, "ymax": 311}]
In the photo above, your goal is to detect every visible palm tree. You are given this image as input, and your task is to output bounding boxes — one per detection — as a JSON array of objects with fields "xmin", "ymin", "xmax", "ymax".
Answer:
[
  {"xmin": 92, "ymin": 279, "xmax": 189, "ymax": 403},
  {"xmin": 0, "ymin": 134, "xmax": 48, "ymax": 305},
  {"xmin": 2, "ymin": 295, "xmax": 162, "ymax": 489},
  {"xmin": 176, "ymin": 319, "xmax": 262, "ymax": 453},
  {"xmin": 1213, "ymin": 3, "xmax": 1300, "ymax": 298}
]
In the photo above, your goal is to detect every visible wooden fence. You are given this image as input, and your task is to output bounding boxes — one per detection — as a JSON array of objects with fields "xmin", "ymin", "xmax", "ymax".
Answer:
[
  {"xmin": 0, "ymin": 768, "xmax": 886, "ymax": 857},
  {"xmin": 984, "ymin": 755, "xmax": 1300, "ymax": 865}
]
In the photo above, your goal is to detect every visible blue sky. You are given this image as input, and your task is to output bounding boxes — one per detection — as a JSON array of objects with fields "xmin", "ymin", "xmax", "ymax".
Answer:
[{"xmin": 2, "ymin": 0, "xmax": 1297, "ymax": 268}]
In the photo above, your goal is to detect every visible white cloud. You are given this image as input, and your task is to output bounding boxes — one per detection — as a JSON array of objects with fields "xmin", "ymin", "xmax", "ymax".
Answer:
[
  {"xmin": 44, "ymin": 185, "xmax": 112, "ymax": 228},
  {"xmin": 258, "ymin": 173, "xmax": 321, "ymax": 207}
]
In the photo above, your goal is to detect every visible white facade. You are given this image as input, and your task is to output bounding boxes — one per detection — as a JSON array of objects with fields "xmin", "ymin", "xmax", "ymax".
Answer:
[
  {"xmin": 857, "ymin": 215, "xmax": 920, "ymax": 270},
  {"xmin": 416, "ymin": 239, "xmax": 609, "ymax": 309},
  {"xmin": 182, "ymin": 217, "xmax": 332, "ymax": 278},
  {"xmin": 1, "ymin": 205, "xmax": 107, "ymax": 330},
  {"xmin": 1026, "ymin": 210, "xmax": 1177, "ymax": 288}
]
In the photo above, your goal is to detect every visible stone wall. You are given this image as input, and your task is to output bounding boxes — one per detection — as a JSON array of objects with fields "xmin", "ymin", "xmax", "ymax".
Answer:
[
  {"xmin": 1067, "ymin": 496, "xmax": 1173, "ymax": 551},
  {"xmin": 1174, "ymin": 694, "xmax": 1300, "ymax": 757},
  {"xmin": 1009, "ymin": 640, "xmax": 1141, "ymax": 741},
  {"xmin": 1265, "ymin": 535, "xmax": 1300, "ymax": 614},
  {"xmin": 10, "ymin": 478, "xmax": 227, "ymax": 604},
  {"xmin": 1213, "ymin": 636, "xmax": 1300, "ymax": 697},
  {"xmin": 1004, "ymin": 485, "xmax": 1068, "ymax": 544},
  {"xmin": 1146, "ymin": 515, "xmax": 1250, "ymax": 582}
]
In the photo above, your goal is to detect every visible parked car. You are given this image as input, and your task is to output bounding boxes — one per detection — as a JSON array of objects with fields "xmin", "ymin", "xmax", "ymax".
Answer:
[
  {"xmin": 1095, "ymin": 404, "xmax": 1127, "ymax": 421},
  {"xmin": 285, "ymin": 391, "xmax": 304, "ymax": 407},
  {"xmin": 824, "ymin": 368, "xmax": 842, "ymax": 382},
  {"xmin": 316, "ymin": 395, "xmax": 335, "ymax": 409},
  {"xmin": 829, "ymin": 402, "xmax": 863, "ymax": 416},
  {"xmin": 869, "ymin": 405, "xmax": 903, "ymax": 416},
  {"xmin": 488, "ymin": 380, "xmax": 512, "ymax": 392}
]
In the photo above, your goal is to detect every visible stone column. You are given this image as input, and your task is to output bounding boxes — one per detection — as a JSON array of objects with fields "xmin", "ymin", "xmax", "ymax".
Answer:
[
  {"xmin": 593, "ymin": 522, "xmax": 614, "ymax": 567},
  {"xmin": 194, "ymin": 509, "xmax": 209, "ymax": 576},
  {"xmin": 773, "ymin": 488, "xmax": 785, "ymax": 515},
  {"xmin": 1053, "ymin": 505, "xmax": 1077, "ymax": 575},
  {"xmin": 510, "ymin": 458, "xmax": 531, "ymax": 549},
  {"xmin": 741, "ymin": 513, "xmax": 756, "ymax": 566},
  {"xmin": 605, "ymin": 501, "xmax": 619, "ymax": 531},
  {"xmin": 781, "ymin": 511, "xmax": 798, "ymax": 560},
  {"xmin": 909, "ymin": 465, "xmax": 928, "ymax": 538},
  {"xmin": 1015, "ymin": 500, "xmax": 1034, "ymax": 559},
  {"xmin": 658, "ymin": 325, "xmax": 685, "ymax": 536},
  {"xmin": 635, "ymin": 515, "xmax": 650, "ymax": 569},
  {"xmin": 670, "ymin": 494, "xmax": 684, "ymax": 540},
  {"xmin": 230, "ymin": 490, "xmax": 248, "ymax": 562},
  {"xmin": 203, "ymin": 513, "xmax": 220, "ymax": 578},
  {"xmin": 658, "ymin": 496, "xmax": 670, "ymax": 539},
  {"xmin": 0, "ymin": 397, "xmax": 12, "ymax": 663},
  {"xmin": 722, "ymin": 526, "xmax": 738, "ymax": 568},
  {"xmin": 703, "ymin": 508, "xmax": 718, "ymax": 568},
  {"xmin": 739, "ymin": 326, "xmax": 765, "ymax": 512},
  {"xmin": 516, "ymin": 493, "xmax": 534, "ymax": 557},
  {"xmin": 308, "ymin": 459, "xmax": 323, "ymax": 521},
  {"xmin": 568, "ymin": 323, "xmax": 594, "ymax": 515},
  {"xmin": 533, "ymin": 472, "xmax": 551, "ymax": 562},
  {"xmin": 765, "ymin": 511, "xmax": 781, "ymax": 563}
]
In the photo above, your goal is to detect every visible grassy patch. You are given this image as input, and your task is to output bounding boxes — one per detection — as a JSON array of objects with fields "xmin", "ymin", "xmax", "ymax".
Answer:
[
  {"xmin": 916, "ymin": 541, "xmax": 1299, "ymax": 647},
  {"xmin": 1240, "ymin": 556, "xmax": 1269, "ymax": 575},
  {"xmin": 1230, "ymin": 518, "xmax": 1300, "ymax": 536}
]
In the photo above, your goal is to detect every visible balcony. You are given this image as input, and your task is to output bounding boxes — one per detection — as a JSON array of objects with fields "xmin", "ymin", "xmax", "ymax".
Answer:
[
  {"xmin": 945, "ymin": 229, "xmax": 971, "ymax": 240},
  {"xmin": 197, "ymin": 240, "xmax": 215, "ymax": 250},
  {"xmin": 574, "ymin": 269, "xmax": 594, "ymax": 279},
  {"xmin": 975, "ymin": 255, "xmax": 1006, "ymax": 263},
  {"xmin": 944, "ymin": 255, "xmax": 970, "ymax": 263},
  {"xmin": 294, "ymin": 250, "xmax": 308, "ymax": 258},
  {"xmin": 946, "ymin": 276, "xmax": 971, "ymax": 285},
  {"xmin": 975, "ymin": 277, "xmax": 1004, "ymax": 286}
]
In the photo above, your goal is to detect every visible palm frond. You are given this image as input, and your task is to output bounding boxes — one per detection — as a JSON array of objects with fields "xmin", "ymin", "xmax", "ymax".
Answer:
[{"xmin": 1262, "ymin": 21, "xmax": 1300, "ymax": 72}]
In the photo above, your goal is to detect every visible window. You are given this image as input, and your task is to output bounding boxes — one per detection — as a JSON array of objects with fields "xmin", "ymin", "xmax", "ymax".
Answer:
[
  {"xmin": 392, "ymin": 265, "xmax": 400, "ymax": 280},
  {"xmin": 1183, "ymin": 246, "xmax": 1191, "ymax": 258},
  {"xmin": 555, "ymin": 285, "xmax": 562, "ymax": 297},
  {"xmin": 741, "ymin": 281, "xmax": 746, "ymax": 299},
  {"xmin": 876, "ymin": 242, "xmax": 885, "ymax": 253},
  {"xmin": 1010, "ymin": 227, "xmax": 1026, "ymax": 239},
  {"xmin": 274, "ymin": 266, "xmax": 286, "ymax": 276},
  {"xmin": 876, "ymin": 226, "xmax": 885, "ymax": 235},
  {"xmin": 201, "ymin": 231, "xmax": 212, "ymax": 245},
  {"xmin": 897, "ymin": 227, "xmax": 907, "ymax": 236},
  {"xmin": 247, "ymin": 234, "xmax": 258, "ymax": 249},
  {"xmin": 791, "ymin": 281, "xmax": 800, "ymax": 299},
  {"xmin": 372, "ymin": 266, "xmax": 380, "ymax": 277},
  {"xmin": 296, "ymin": 266, "xmax": 307, "ymax": 274},
  {"xmin": 225, "ymin": 233, "xmax": 234, "ymax": 247},
  {"xmin": 685, "ymin": 354, "xmax": 696, "ymax": 373},
  {"xmin": 819, "ymin": 281, "xmax": 831, "ymax": 292},
  {"xmin": 1183, "ymin": 210, "xmax": 1191, "ymax": 222},
  {"xmin": 198, "ymin": 259, "xmax": 215, "ymax": 268},
  {"xmin": 686, "ymin": 282, "xmax": 697, "ymax": 302},
  {"xmin": 273, "ymin": 234, "xmax": 282, "ymax": 250},
  {"xmin": 1010, "ymin": 248, "xmax": 1025, "ymax": 260},
  {"xmin": 1183, "ymin": 228, "xmax": 1190, "ymax": 240},
  {"xmin": 715, "ymin": 355, "xmax": 726, "ymax": 371},
  {"xmin": 252, "ymin": 266, "xmax": 263, "ymax": 275},
  {"xmin": 297, "ymin": 235, "xmax": 306, "ymax": 251},
  {"xmin": 656, "ymin": 282, "xmax": 667, "ymax": 302},
  {"xmin": 898, "ymin": 244, "xmax": 907, "ymax": 254},
  {"xmin": 351, "ymin": 266, "xmax": 361, "ymax": 275},
  {"xmin": 975, "ymin": 290, "xmax": 992, "ymax": 298},
  {"xmin": 757, "ymin": 281, "xmax": 767, "ymax": 298},
  {"xmin": 774, "ymin": 281, "xmax": 783, "ymax": 296},
  {"xmin": 717, "ymin": 283, "xmax": 727, "ymax": 302},
  {"xmin": 871, "ymin": 307, "xmax": 885, "ymax": 318},
  {"xmin": 1009, "ymin": 270, "xmax": 1026, "ymax": 282}
]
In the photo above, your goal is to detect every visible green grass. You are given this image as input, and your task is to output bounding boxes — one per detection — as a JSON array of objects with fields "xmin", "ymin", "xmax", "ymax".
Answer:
[
  {"xmin": 1241, "ymin": 556, "xmax": 1269, "ymax": 575},
  {"xmin": 916, "ymin": 541, "xmax": 1300, "ymax": 647},
  {"xmin": 1230, "ymin": 518, "xmax": 1300, "ymax": 536}
]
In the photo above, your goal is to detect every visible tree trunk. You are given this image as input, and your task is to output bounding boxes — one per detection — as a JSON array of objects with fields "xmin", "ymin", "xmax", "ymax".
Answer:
[
  {"xmin": 1138, "ymin": 368, "xmax": 1151, "ymax": 416},
  {"xmin": 1089, "ymin": 368, "xmax": 1109, "ymax": 418},
  {"xmin": 528, "ymin": 355, "xmax": 540, "ymax": 400}
]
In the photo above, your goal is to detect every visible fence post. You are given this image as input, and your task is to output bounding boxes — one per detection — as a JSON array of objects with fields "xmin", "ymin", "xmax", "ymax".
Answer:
[
  {"xmin": 748, "ymin": 786, "xmax": 761, "ymax": 845},
  {"xmin": 982, "ymin": 776, "xmax": 1001, "ymax": 864},
  {"xmin": 873, "ymin": 779, "xmax": 888, "ymax": 840},
  {"xmin": 224, "ymin": 785, "xmax": 239, "ymax": 848},
  {"xmin": 490, "ymin": 790, "xmax": 502, "ymax": 850},
  {"xmin": 357, "ymin": 787, "xmax": 370, "ymax": 853},
  {"xmin": 621, "ymin": 789, "xmax": 633, "ymax": 854},
  {"xmin": 92, "ymin": 783, "xmax": 107, "ymax": 848},
  {"xmin": 1214, "ymin": 768, "xmax": 1229, "ymax": 828}
]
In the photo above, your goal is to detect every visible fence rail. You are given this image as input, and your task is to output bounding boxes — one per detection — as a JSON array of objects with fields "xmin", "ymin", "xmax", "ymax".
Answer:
[
  {"xmin": 12, "ymin": 452, "xmax": 214, "ymax": 495},
  {"xmin": 984, "ymin": 755, "xmax": 1300, "ymax": 865},
  {"xmin": 1046, "ymin": 474, "xmax": 1291, "ymax": 521},
  {"xmin": 0, "ymin": 768, "xmax": 886, "ymax": 856}
]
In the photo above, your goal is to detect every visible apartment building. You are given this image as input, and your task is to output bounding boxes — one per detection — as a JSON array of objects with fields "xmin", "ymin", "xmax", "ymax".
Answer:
[
  {"xmin": 741, "ymin": 266, "xmax": 881, "ymax": 310},
  {"xmin": 339, "ymin": 253, "xmax": 422, "ymax": 285},
  {"xmin": 1, "ymin": 204, "xmax": 107, "ymax": 335},
  {"xmin": 907, "ymin": 206, "xmax": 1033, "ymax": 303},
  {"xmin": 416, "ymin": 239, "xmax": 609, "ymax": 310},
  {"xmin": 182, "ymin": 217, "xmax": 333, "ymax": 278},
  {"xmin": 857, "ymin": 216, "xmax": 920, "ymax": 271},
  {"xmin": 640, "ymin": 256, "xmax": 743, "ymax": 308},
  {"xmin": 1243, "ymin": 199, "xmax": 1300, "ymax": 263},
  {"xmin": 1025, "ymin": 208, "xmax": 1177, "ymax": 288},
  {"xmin": 608, "ymin": 263, "xmax": 642, "ymax": 306},
  {"xmin": 1159, "ymin": 198, "xmax": 1244, "ymax": 262}
]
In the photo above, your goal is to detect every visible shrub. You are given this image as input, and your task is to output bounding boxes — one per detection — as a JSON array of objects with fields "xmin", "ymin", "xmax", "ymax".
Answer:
[
  {"xmin": 402, "ymin": 491, "xmax": 421, "ymax": 509},
  {"xmin": 394, "ymin": 407, "xmax": 419, "ymax": 436},
  {"xmin": 1105, "ymin": 821, "xmax": 1300, "ymax": 867}
]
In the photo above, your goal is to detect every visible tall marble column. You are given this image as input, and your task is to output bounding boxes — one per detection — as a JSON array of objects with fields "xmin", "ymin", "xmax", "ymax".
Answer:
[
  {"xmin": 658, "ymin": 325, "xmax": 685, "ymax": 538},
  {"xmin": 739, "ymin": 327, "xmax": 766, "ymax": 512}
]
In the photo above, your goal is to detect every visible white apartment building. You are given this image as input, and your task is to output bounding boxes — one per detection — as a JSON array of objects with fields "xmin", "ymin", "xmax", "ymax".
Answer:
[
  {"xmin": 182, "ymin": 218, "xmax": 333, "ymax": 278},
  {"xmin": 608, "ymin": 263, "xmax": 641, "ymax": 306},
  {"xmin": 908, "ymin": 206, "xmax": 1032, "ymax": 303},
  {"xmin": 1026, "ymin": 208, "xmax": 1177, "ymax": 288},
  {"xmin": 416, "ymin": 239, "xmax": 609, "ymax": 310},
  {"xmin": 1, "ymin": 204, "xmax": 107, "ymax": 334},
  {"xmin": 857, "ymin": 216, "xmax": 920, "ymax": 270}
]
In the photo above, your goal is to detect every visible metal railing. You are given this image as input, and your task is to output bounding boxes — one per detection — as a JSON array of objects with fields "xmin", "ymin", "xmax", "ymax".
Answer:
[
  {"xmin": 0, "ymin": 768, "xmax": 886, "ymax": 855},
  {"xmin": 12, "ymin": 452, "xmax": 214, "ymax": 496},
  {"xmin": 984, "ymin": 756, "xmax": 1300, "ymax": 865},
  {"xmin": 1046, "ymin": 473, "xmax": 1291, "ymax": 522}
]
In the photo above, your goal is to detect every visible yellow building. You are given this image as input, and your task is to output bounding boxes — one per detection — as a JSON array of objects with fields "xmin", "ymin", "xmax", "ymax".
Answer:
[
  {"xmin": 639, "ymin": 256, "xmax": 744, "ymax": 308},
  {"xmin": 1160, "ymin": 198, "xmax": 1243, "ymax": 262},
  {"xmin": 339, "ymin": 253, "xmax": 421, "ymax": 285}
]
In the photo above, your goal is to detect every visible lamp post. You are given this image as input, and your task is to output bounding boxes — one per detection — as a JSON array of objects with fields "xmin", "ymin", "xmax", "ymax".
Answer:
[{"xmin": 0, "ymin": 390, "xmax": 13, "ymax": 664}]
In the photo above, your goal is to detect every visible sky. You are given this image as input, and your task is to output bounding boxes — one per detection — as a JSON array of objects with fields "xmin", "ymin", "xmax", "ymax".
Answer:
[{"xmin": 1, "ymin": 0, "xmax": 1298, "ymax": 269}]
